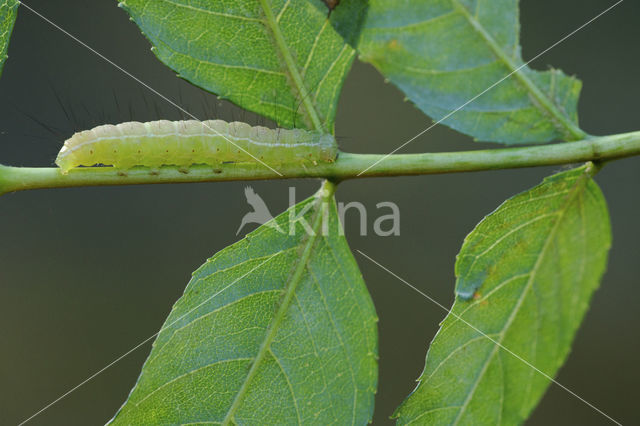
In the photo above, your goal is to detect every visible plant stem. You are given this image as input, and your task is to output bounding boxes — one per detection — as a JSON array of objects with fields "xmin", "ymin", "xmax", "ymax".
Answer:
[{"xmin": 1, "ymin": 130, "xmax": 639, "ymax": 196}]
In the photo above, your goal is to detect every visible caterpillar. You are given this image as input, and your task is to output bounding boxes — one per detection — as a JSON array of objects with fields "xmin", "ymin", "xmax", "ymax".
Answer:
[{"xmin": 55, "ymin": 120, "xmax": 338, "ymax": 173}]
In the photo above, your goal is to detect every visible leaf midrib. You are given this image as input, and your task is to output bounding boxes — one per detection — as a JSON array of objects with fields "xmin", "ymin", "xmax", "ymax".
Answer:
[
  {"xmin": 451, "ymin": 171, "xmax": 590, "ymax": 424},
  {"xmin": 221, "ymin": 181, "xmax": 335, "ymax": 425},
  {"xmin": 257, "ymin": 0, "xmax": 324, "ymax": 132},
  {"xmin": 451, "ymin": 0, "xmax": 587, "ymax": 141}
]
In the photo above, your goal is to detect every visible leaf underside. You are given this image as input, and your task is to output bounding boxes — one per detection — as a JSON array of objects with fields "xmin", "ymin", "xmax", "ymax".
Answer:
[
  {"xmin": 395, "ymin": 165, "xmax": 611, "ymax": 424},
  {"xmin": 118, "ymin": 0, "xmax": 358, "ymax": 132},
  {"xmin": 0, "ymin": 0, "xmax": 19, "ymax": 77},
  {"xmin": 109, "ymin": 187, "xmax": 378, "ymax": 425},
  {"xmin": 359, "ymin": 0, "xmax": 584, "ymax": 144}
]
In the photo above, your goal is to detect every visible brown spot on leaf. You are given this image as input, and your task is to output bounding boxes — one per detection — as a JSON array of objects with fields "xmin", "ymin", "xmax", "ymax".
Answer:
[{"xmin": 322, "ymin": 0, "xmax": 340, "ymax": 11}]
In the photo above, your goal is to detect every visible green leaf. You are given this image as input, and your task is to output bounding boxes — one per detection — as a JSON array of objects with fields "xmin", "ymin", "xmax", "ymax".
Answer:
[
  {"xmin": 118, "ymin": 0, "xmax": 359, "ymax": 132},
  {"xmin": 0, "ymin": 0, "xmax": 19, "ymax": 77},
  {"xmin": 394, "ymin": 164, "xmax": 611, "ymax": 424},
  {"xmin": 109, "ymin": 182, "xmax": 378, "ymax": 425},
  {"xmin": 359, "ymin": 0, "xmax": 586, "ymax": 144}
]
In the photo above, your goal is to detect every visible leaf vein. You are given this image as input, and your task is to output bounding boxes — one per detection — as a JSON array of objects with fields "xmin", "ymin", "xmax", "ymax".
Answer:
[
  {"xmin": 135, "ymin": 358, "xmax": 253, "ymax": 406},
  {"xmin": 158, "ymin": 0, "xmax": 263, "ymax": 23},
  {"xmin": 450, "ymin": 171, "xmax": 590, "ymax": 423}
]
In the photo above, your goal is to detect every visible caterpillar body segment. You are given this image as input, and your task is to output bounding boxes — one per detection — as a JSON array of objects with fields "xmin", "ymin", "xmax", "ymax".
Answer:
[{"xmin": 55, "ymin": 120, "xmax": 338, "ymax": 173}]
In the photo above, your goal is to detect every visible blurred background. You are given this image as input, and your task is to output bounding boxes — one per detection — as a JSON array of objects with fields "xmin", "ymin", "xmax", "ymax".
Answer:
[{"xmin": 0, "ymin": 0, "xmax": 638, "ymax": 424}]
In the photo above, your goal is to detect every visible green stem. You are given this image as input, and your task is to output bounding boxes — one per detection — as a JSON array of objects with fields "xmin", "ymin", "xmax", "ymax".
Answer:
[{"xmin": 1, "ymin": 131, "xmax": 639, "ymax": 197}]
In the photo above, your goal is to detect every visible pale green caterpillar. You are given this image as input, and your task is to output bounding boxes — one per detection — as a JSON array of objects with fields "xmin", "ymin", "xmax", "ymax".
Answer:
[{"xmin": 55, "ymin": 120, "xmax": 338, "ymax": 173}]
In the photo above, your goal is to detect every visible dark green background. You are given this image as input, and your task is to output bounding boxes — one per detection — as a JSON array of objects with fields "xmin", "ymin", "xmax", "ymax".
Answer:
[{"xmin": 1, "ymin": 0, "xmax": 638, "ymax": 424}]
